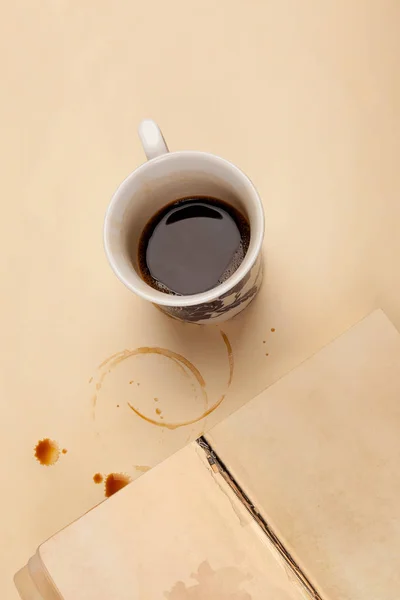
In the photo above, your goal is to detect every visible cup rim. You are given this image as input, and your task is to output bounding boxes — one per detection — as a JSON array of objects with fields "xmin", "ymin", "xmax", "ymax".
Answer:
[{"xmin": 104, "ymin": 150, "xmax": 264, "ymax": 307}]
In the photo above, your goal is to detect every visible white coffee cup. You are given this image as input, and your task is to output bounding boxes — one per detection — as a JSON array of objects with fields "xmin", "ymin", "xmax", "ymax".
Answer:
[{"xmin": 104, "ymin": 120, "xmax": 264, "ymax": 324}]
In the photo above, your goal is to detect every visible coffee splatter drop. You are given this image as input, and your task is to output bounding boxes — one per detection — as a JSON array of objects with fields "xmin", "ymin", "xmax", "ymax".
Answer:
[
  {"xmin": 105, "ymin": 473, "xmax": 131, "ymax": 497},
  {"xmin": 271, "ymin": 327, "xmax": 275, "ymax": 332},
  {"xmin": 62, "ymin": 448, "xmax": 68, "ymax": 454},
  {"xmin": 154, "ymin": 397, "xmax": 159, "ymax": 402},
  {"xmin": 129, "ymin": 380, "xmax": 134, "ymax": 384},
  {"xmin": 93, "ymin": 473, "xmax": 103, "ymax": 484},
  {"xmin": 116, "ymin": 404, "xmax": 120, "ymax": 408},
  {"xmin": 34, "ymin": 439, "xmax": 60, "ymax": 466},
  {"xmin": 89, "ymin": 376, "xmax": 93, "ymax": 383},
  {"xmin": 155, "ymin": 408, "xmax": 162, "ymax": 415},
  {"xmin": 265, "ymin": 353, "xmax": 269, "ymax": 356}
]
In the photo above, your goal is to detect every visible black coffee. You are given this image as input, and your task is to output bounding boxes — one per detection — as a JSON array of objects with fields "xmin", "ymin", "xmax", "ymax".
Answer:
[{"xmin": 136, "ymin": 196, "xmax": 250, "ymax": 296}]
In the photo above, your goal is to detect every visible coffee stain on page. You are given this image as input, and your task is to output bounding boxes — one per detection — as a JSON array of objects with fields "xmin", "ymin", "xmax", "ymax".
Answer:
[{"xmin": 164, "ymin": 561, "xmax": 252, "ymax": 599}]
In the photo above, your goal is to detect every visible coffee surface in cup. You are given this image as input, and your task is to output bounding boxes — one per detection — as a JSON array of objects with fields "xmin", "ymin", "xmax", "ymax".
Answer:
[{"xmin": 136, "ymin": 196, "xmax": 250, "ymax": 296}]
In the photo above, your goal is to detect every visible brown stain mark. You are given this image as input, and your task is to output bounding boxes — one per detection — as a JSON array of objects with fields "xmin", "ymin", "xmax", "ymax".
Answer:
[
  {"xmin": 271, "ymin": 327, "xmax": 275, "ymax": 332},
  {"xmin": 263, "ymin": 340, "xmax": 266, "ymax": 344},
  {"xmin": 34, "ymin": 439, "xmax": 60, "ymax": 466},
  {"xmin": 128, "ymin": 395, "xmax": 227, "ymax": 430},
  {"xmin": 116, "ymin": 404, "xmax": 120, "ymax": 408},
  {"xmin": 154, "ymin": 397, "xmax": 159, "ymax": 402},
  {"xmin": 94, "ymin": 346, "xmax": 207, "ymax": 424},
  {"xmin": 265, "ymin": 353, "xmax": 269, "ymax": 356},
  {"xmin": 91, "ymin": 351, "xmax": 133, "ymax": 419},
  {"xmin": 129, "ymin": 380, "xmax": 134, "ymax": 384},
  {"xmin": 92, "ymin": 345, "xmax": 205, "ymax": 417},
  {"xmin": 93, "ymin": 473, "xmax": 103, "ymax": 484},
  {"xmin": 155, "ymin": 408, "xmax": 162, "ymax": 415},
  {"xmin": 88, "ymin": 376, "xmax": 93, "ymax": 383},
  {"xmin": 98, "ymin": 349, "xmax": 128, "ymax": 370},
  {"xmin": 128, "ymin": 331, "xmax": 233, "ymax": 430},
  {"xmin": 164, "ymin": 561, "xmax": 252, "ymax": 599},
  {"xmin": 95, "ymin": 347, "xmax": 202, "ymax": 391},
  {"xmin": 94, "ymin": 332, "xmax": 233, "ymax": 430},
  {"xmin": 134, "ymin": 465, "xmax": 151, "ymax": 473},
  {"xmin": 105, "ymin": 473, "xmax": 131, "ymax": 497},
  {"xmin": 220, "ymin": 330, "xmax": 234, "ymax": 386},
  {"xmin": 62, "ymin": 448, "xmax": 68, "ymax": 454},
  {"xmin": 130, "ymin": 347, "xmax": 206, "ymax": 388}
]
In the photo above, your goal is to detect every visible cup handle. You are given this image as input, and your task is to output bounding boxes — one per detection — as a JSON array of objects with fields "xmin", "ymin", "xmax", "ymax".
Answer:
[{"xmin": 138, "ymin": 119, "xmax": 169, "ymax": 160}]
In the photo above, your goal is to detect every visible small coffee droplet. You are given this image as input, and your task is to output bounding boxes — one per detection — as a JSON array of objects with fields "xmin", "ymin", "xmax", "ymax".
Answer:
[
  {"xmin": 62, "ymin": 448, "xmax": 68, "ymax": 454},
  {"xmin": 137, "ymin": 382, "xmax": 140, "ymax": 386},
  {"xmin": 89, "ymin": 376, "xmax": 93, "ymax": 383},
  {"xmin": 34, "ymin": 439, "xmax": 60, "ymax": 466},
  {"xmin": 263, "ymin": 340, "xmax": 266, "ymax": 344},
  {"xmin": 155, "ymin": 408, "xmax": 162, "ymax": 415},
  {"xmin": 271, "ymin": 328, "xmax": 275, "ymax": 332},
  {"xmin": 265, "ymin": 353, "xmax": 269, "ymax": 356},
  {"xmin": 93, "ymin": 473, "xmax": 103, "ymax": 484},
  {"xmin": 116, "ymin": 404, "xmax": 120, "ymax": 408},
  {"xmin": 154, "ymin": 397, "xmax": 159, "ymax": 402},
  {"xmin": 105, "ymin": 473, "xmax": 131, "ymax": 497}
]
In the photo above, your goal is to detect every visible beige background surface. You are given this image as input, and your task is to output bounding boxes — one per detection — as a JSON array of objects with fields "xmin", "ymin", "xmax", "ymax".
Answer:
[{"xmin": 1, "ymin": 1, "xmax": 400, "ymax": 598}]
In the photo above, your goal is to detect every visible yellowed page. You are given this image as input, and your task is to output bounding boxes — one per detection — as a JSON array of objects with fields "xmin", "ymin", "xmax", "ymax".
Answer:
[
  {"xmin": 22, "ymin": 445, "xmax": 309, "ymax": 600},
  {"xmin": 209, "ymin": 311, "xmax": 400, "ymax": 599}
]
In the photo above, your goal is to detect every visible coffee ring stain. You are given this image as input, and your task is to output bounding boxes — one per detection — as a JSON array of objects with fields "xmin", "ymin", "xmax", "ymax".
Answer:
[
  {"xmin": 91, "ymin": 330, "xmax": 233, "ymax": 430},
  {"xmin": 128, "ymin": 331, "xmax": 233, "ymax": 429},
  {"xmin": 91, "ymin": 347, "xmax": 207, "ymax": 424}
]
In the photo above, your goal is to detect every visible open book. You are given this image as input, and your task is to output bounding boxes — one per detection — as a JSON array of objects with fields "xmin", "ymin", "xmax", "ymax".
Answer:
[{"xmin": 15, "ymin": 310, "xmax": 400, "ymax": 599}]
